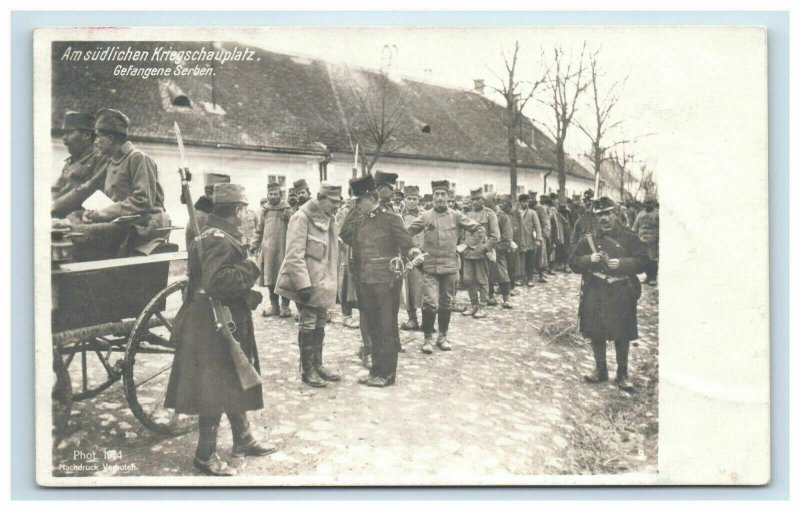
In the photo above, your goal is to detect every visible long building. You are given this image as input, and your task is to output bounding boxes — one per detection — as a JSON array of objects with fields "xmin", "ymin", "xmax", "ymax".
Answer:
[{"xmin": 51, "ymin": 40, "xmax": 594, "ymax": 245}]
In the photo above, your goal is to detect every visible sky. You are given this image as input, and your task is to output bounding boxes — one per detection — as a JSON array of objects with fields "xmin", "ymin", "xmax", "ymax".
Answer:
[{"xmin": 236, "ymin": 25, "xmax": 765, "ymax": 191}]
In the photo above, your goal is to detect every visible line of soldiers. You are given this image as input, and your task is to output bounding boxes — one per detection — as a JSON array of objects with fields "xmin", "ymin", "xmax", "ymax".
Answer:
[{"xmin": 51, "ymin": 110, "xmax": 656, "ymax": 476}]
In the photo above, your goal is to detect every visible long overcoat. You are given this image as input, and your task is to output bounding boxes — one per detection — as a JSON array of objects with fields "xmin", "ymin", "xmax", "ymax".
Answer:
[
  {"xmin": 165, "ymin": 214, "xmax": 264, "ymax": 416},
  {"xmin": 402, "ymin": 207, "xmax": 425, "ymax": 309},
  {"xmin": 274, "ymin": 199, "xmax": 339, "ymax": 309},
  {"xmin": 569, "ymin": 225, "xmax": 648, "ymax": 342},
  {"xmin": 252, "ymin": 200, "xmax": 292, "ymax": 286}
]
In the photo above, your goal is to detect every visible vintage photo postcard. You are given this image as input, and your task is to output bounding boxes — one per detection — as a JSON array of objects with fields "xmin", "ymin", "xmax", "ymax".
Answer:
[{"xmin": 33, "ymin": 25, "xmax": 769, "ymax": 487}]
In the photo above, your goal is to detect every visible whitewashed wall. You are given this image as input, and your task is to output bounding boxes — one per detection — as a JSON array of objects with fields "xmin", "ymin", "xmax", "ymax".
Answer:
[{"xmin": 50, "ymin": 138, "xmax": 594, "ymax": 249}]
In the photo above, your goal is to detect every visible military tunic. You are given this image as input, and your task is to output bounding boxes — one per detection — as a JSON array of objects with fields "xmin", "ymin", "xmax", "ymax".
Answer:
[
  {"xmin": 251, "ymin": 201, "xmax": 293, "ymax": 287},
  {"xmin": 165, "ymin": 214, "xmax": 264, "ymax": 415},
  {"xmin": 401, "ymin": 207, "xmax": 425, "ymax": 310},
  {"xmin": 51, "ymin": 146, "xmax": 108, "ymax": 218},
  {"xmin": 340, "ymin": 204, "xmax": 419, "ymax": 379},
  {"xmin": 569, "ymin": 226, "xmax": 648, "ymax": 342}
]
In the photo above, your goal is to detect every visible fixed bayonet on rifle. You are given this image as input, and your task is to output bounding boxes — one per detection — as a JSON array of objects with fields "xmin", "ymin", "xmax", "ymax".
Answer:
[{"xmin": 174, "ymin": 122, "xmax": 261, "ymax": 391}]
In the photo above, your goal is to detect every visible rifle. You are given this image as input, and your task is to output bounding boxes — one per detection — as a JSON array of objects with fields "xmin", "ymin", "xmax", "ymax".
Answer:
[{"xmin": 174, "ymin": 122, "xmax": 262, "ymax": 391}]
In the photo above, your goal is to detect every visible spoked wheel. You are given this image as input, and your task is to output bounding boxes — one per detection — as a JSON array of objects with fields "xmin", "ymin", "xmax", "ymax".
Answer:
[
  {"xmin": 61, "ymin": 338, "xmax": 123, "ymax": 401},
  {"xmin": 52, "ymin": 345, "xmax": 73, "ymax": 444},
  {"xmin": 123, "ymin": 279, "xmax": 197, "ymax": 436}
]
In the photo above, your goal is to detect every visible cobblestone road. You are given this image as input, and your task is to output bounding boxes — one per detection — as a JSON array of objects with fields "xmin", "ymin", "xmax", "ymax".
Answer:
[{"xmin": 52, "ymin": 271, "xmax": 659, "ymax": 482}]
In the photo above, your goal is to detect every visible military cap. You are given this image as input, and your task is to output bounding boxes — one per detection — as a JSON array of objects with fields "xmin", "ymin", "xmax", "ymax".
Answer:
[
  {"xmin": 592, "ymin": 196, "xmax": 616, "ymax": 214},
  {"xmin": 319, "ymin": 182, "xmax": 342, "ymax": 200},
  {"xmin": 62, "ymin": 111, "xmax": 96, "ymax": 132},
  {"xmin": 422, "ymin": 193, "xmax": 433, "ymax": 202},
  {"xmin": 349, "ymin": 174, "xmax": 376, "ymax": 197},
  {"xmin": 498, "ymin": 194, "xmax": 513, "ymax": 204},
  {"xmin": 95, "ymin": 108, "xmax": 129, "ymax": 136},
  {"xmin": 540, "ymin": 196, "xmax": 552, "ymax": 206},
  {"xmin": 529, "ymin": 191, "xmax": 539, "ymax": 198},
  {"xmin": 431, "ymin": 179, "xmax": 450, "ymax": 193},
  {"xmin": 469, "ymin": 187, "xmax": 484, "ymax": 198},
  {"xmin": 518, "ymin": 193, "xmax": 530, "ymax": 202},
  {"xmin": 549, "ymin": 192, "xmax": 558, "ymax": 200},
  {"xmin": 293, "ymin": 178, "xmax": 310, "ymax": 192},
  {"xmin": 213, "ymin": 183, "xmax": 247, "ymax": 205},
  {"xmin": 644, "ymin": 194, "xmax": 656, "ymax": 204},
  {"xmin": 374, "ymin": 171, "xmax": 398, "ymax": 189},
  {"xmin": 204, "ymin": 172, "xmax": 230, "ymax": 187},
  {"xmin": 404, "ymin": 185, "xmax": 420, "ymax": 198},
  {"xmin": 394, "ymin": 189, "xmax": 405, "ymax": 199},
  {"xmin": 267, "ymin": 181, "xmax": 282, "ymax": 191},
  {"xmin": 288, "ymin": 187, "xmax": 297, "ymax": 197},
  {"xmin": 583, "ymin": 189, "xmax": 595, "ymax": 200}
]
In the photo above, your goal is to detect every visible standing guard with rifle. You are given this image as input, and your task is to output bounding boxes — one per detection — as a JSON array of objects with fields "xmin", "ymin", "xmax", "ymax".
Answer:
[
  {"xmin": 165, "ymin": 125, "xmax": 274, "ymax": 477},
  {"xmin": 568, "ymin": 196, "xmax": 649, "ymax": 392}
]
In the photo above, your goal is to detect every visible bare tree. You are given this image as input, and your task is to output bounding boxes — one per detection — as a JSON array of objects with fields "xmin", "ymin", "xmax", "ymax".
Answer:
[
  {"xmin": 574, "ymin": 49, "xmax": 629, "ymax": 194},
  {"xmin": 486, "ymin": 41, "xmax": 546, "ymax": 200},
  {"xmin": 637, "ymin": 162, "xmax": 658, "ymax": 200},
  {"xmin": 609, "ymin": 145, "xmax": 636, "ymax": 202},
  {"xmin": 539, "ymin": 43, "xmax": 590, "ymax": 196},
  {"xmin": 344, "ymin": 64, "xmax": 411, "ymax": 176}
]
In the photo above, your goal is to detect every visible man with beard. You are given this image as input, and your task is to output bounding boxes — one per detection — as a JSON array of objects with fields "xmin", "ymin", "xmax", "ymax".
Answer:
[
  {"xmin": 632, "ymin": 195, "xmax": 659, "ymax": 286},
  {"xmin": 569, "ymin": 196, "xmax": 648, "ymax": 392},
  {"xmin": 292, "ymin": 179, "xmax": 311, "ymax": 210},
  {"xmin": 275, "ymin": 183, "xmax": 342, "ymax": 388},
  {"xmin": 183, "ymin": 172, "xmax": 230, "ymax": 248},
  {"xmin": 406, "ymin": 180, "xmax": 482, "ymax": 353},
  {"xmin": 572, "ymin": 189, "xmax": 596, "ymax": 243},
  {"xmin": 252, "ymin": 181, "xmax": 293, "ymax": 317},
  {"xmin": 400, "ymin": 185, "xmax": 425, "ymax": 330},
  {"xmin": 392, "ymin": 188, "xmax": 406, "ymax": 214},
  {"xmin": 287, "ymin": 188, "xmax": 298, "ymax": 210},
  {"xmin": 340, "ymin": 174, "xmax": 424, "ymax": 386},
  {"xmin": 52, "ymin": 111, "xmax": 108, "ymax": 218},
  {"xmin": 165, "ymin": 183, "xmax": 275, "ymax": 476}
]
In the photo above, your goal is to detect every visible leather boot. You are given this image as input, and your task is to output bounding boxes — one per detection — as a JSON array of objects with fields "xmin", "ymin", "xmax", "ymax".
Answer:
[
  {"xmin": 299, "ymin": 331, "xmax": 326, "ymax": 388},
  {"xmin": 194, "ymin": 453, "xmax": 236, "ymax": 476},
  {"xmin": 473, "ymin": 306, "xmax": 487, "ymax": 318},
  {"xmin": 614, "ymin": 341, "xmax": 635, "ymax": 392},
  {"xmin": 229, "ymin": 413, "xmax": 277, "ymax": 458},
  {"xmin": 435, "ymin": 334, "xmax": 452, "ymax": 351},
  {"xmin": 314, "ymin": 328, "xmax": 341, "ymax": 381},
  {"xmin": 462, "ymin": 304, "xmax": 478, "ymax": 316},
  {"xmin": 584, "ymin": 338, "xmax": 609, "ymax": 383},
  {"xmin": 421, "ymin": 334, "xmax": 434, "ymax": 354}
]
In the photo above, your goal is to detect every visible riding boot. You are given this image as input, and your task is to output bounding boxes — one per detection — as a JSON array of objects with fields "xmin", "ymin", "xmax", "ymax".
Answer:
[
  {"xmin": 614, "ymin": 340, "xmax": 635, "ymax": 391},
  {"xmin": 195, "ymin": 414, "xmax": 222, "ymax": 463},
  {"xmin": 584, "ymin": 338, "xmax": 609, "ymax": 383},
  {"xmin": 358, "ymin": 316, "xmax": 373, "ymax": 369},
  {"xmin": 314, "ymin": 327, "xmax": 341, "ymax": 381},
  {"xmin": 421, "ymin": 309, "xmax": 436, "ymax": 353},
  {"xmin": 299, "ymin": 330, "xmax": 326, "ymax": 387}
]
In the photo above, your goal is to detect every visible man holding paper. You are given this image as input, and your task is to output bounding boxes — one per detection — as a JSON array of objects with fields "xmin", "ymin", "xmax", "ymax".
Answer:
[{"xmin": 66, "ymin": 109, "xmax": 169, "ymax": 260}]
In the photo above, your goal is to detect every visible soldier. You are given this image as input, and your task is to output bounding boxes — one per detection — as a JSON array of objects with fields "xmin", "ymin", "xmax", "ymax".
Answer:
[
  {"xmin": 515, "ymin": 193, "xmax": 540, "ymax": 287},
  {"xmin": 293, "ymin": 179, "xmax": 311, "ymax": 209},
  {"xmin": 287, "ymin": 187, "xmax": 298, "ymax": 210},
  {"xmin": 184, "ymin": 172, "xmax": 230, "ymax": 248},
  {"xmin": 632, "ymin": 195, "xmax": 659, "ymax": 286},
  {"xmin": 461, "ymin": 188, "xmax": 500, "ymax": 318},
  {"xmin": 407, "ymin": 180, "xmax": 482, "ymax": 353},
  {"xmin": 422, "ymin": 193, "xmax": 433, "ymax": 210},
  {"xmin": 275, "ymin": 183, "xmax": 342, "ymax": 388},
  {"xmin": 68, "ymin": 108, "xmax": 169, "ymax": 260},
  {"xmin": 165, "ymin": 183, "xmax": 275, "ymax": 477},
  {"xmin": 251, "ymin": 181, "xmax": 293, "ymax": 317},
  {"xmin": 493, "ymin": 194, "xmax": 516, "ymax": 308},
  {"xmin": 52, "ymin": 111, "xmax": 108, "ymax": 218},
  {"xmin": 392, "ymin": 188, "xmax": 406, "ymax": 214},
  {"xmin": 400, "ymin": 185, "xmax": 425, "ymax": 330},
  {"xmin": 531, "ymin": 193, "xmax": 553, "ymax": 278},
  {"xmin": 569, "ymin": 196, "xmax": 648, "ymax": 392},
  {"xmin": 340, "ymin": 174, "xmax": 424, "ymax": 386},
  {"xmin": 572, "ymin": 189, "xmax": 596, "ymax": 243}
]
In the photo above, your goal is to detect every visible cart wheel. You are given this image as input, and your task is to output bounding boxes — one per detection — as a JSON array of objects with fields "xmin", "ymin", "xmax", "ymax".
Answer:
[
  {"xmin": 123, "ymin": 279, "xmax": 197, "ymax": 436},
  {"xmin": 52, "ymin": 346, "xmax": 73, "ymax": 443},
  {"xmin": 62, "ymin": 338, "xmax": 122, "ymax": 401}
]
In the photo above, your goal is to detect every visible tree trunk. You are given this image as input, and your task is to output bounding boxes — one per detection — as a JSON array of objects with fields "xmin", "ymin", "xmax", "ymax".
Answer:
[
  {"xmin": 508, "ymin": 134, "xmax": 518, "ymax": 201},
  {"xmin": 556, "ymin": 142, "xmax": 566, "ymax": 196}
]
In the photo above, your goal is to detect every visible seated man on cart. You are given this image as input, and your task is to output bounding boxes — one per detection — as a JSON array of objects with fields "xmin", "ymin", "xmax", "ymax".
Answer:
[{"xmin": 57, "ymin": 108, "xmax": 170, "ymax": 261}]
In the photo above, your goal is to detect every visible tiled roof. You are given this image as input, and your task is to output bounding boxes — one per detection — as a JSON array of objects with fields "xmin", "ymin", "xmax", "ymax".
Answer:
[{"xmin": 52, "ymin": 41, "xmax": 593, "ymax": 180}]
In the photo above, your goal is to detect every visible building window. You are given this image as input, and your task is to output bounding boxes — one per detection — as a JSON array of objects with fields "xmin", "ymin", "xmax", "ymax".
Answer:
[
  {"xmin": 483, "ymin": 183, "xmax": 495, "ymax": 194},
  {"xmin": 396, "ymin": 180, "xmax": 405, "ymax": 191},
  {"xmin": 318, "ymin": 161, "xmax": 328, "ymax": 182},
  {"xmin": 268, "ymin": 175, "xmax": 286, "ymax": 187}
]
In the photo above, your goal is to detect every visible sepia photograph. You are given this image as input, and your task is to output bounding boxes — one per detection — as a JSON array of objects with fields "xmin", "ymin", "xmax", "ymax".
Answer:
[{"xmin": 33, "ymin": 25, "xmax": 768, "ymax": 487}]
